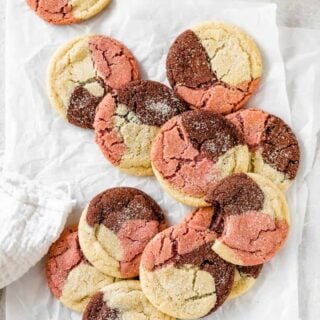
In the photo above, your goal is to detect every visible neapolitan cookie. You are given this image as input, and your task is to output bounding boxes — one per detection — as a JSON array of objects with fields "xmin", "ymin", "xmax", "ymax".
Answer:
[
  {"xmin": 206, "ymin": 173, "xmax": 290, "ymax": 266},
  {"xmin": 227, "ymin": 108, "xmax": 300, "ymax": 191},
  {"xmin": 151, "ymin": 110, "xmax": 250, "ymax": 207},
  {"xmin": 140, "ymin": 207, "xmax": 235, "ymax": 319},
  {"xmin": 79, "ymin": 187, "xmax": 166, "ymax": 278},
  {"xmin": 48, "ymin": 35, "xmax": 140, "ymax": 128},
  {"xmin": 83, "ymin": 281, "xmax": 175, "ymax": 320},
  {"xmin": 26, "ymin": 0, "xmax": 111, "ymax": 25},
  {"xmin": 180, "ymin": 208, "xmax": 263, "ymax": 300},
  {"xmin": 229, "ymin": 265, "xmax": 263, "ymax": 299},
  {"xmin": 166, "ymin": 22, "xmax": 262, "ymax": 114},
  {"xmin": 46, "ymin": 226, "xmax": 115, "ymax": 312},
  {"xmin": 94, "ymin": 80, "xmax": 188, "ymax": 176}
]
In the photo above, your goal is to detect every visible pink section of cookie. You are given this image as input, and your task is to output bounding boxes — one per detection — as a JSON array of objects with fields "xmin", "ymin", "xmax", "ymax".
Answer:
[
  {"xmin": 227, "ymin": 108, "xmax": 268, "ymax": 146},
  {"xmin": 89, "ymin": 36, "xmax": 140, "ymax": 89},
  {"xmin": 142, "ymin": 219, "xmax": 216, "ymax": 271},
  {"xmin": 183, "ymin": 207, "xmax": 216, "ymax": 230},
  {"xmin": 175, "ymin": 79, "xmax": 260, "ymax": 114},
  {"xmin": 151, "ymin": 117, "xmax": 222, "ymax": 196},
  {"xmin": 220, "ymin": 211, "xmax": 289, "ymax": 265},
  {"xmin": 94, "ymin": 94, "xmax": 125, "ymax": 165},
  {"xmin": 46, "ymin": 227, "xmax": 82, "ymax": 298},
  {"xmin": 118, "ymin": 220, "xmax": 160, "ymax": 278},
  {"xmin": 27, "ymin": 0, "xmax": 77, "ymax": 25}
]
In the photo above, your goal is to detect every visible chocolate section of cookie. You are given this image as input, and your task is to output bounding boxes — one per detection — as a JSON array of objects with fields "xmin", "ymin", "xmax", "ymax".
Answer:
[
  {"xmin": 67, "ymin": 79, "xmax": 107, "ymax": 129},
  {"xmin": 261, "ymin": 116, "xmax": 300, "ymax": 179},
  {"xmin": 83, "ymin": 292, "xmax": 119, "ymax": 320},
  {"xmin": 86, "ymin": 187, "xmax": 164, "ymax": 232},
  {"xmin": 237, "ymin": 264, "xmax": 263, "ymax": 279},
  {"xmin": 181, "ymin": 111, "xmax": 244, "ymax": 161},
  {"xmin": 205, "ymin": 173, "xmax": 264, "ymax": 233},
  {"xmin": 116, "ymin": 80, "xmax": 189, "ymax": 126},
  {"xmin": 175, "ymin": 242, "xmax": 235, "ymax": 312},
  {"xmin": 166, "ymin": 30, "xmax": 215, "ymax": 88}
]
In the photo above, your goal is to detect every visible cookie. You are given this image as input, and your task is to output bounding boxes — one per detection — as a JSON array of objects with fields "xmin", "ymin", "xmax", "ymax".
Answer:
[
  {"xmin": 151, "ymin": 110, "xmax": 250, "ymax": 207},
  {"xmin": 140, "ymin": 207, "xmax": 235, "ymax": 319},
  {"xmin": 166, "ymin": 21, "xmax": 262, "ymax": 114},
  {"xmin": 46, "ymin": 226, "xmax": 115, "ymax": 312},
  {"xmin": 78, "ymin": 187, "xmax": 166, "ymax": 278},
  {"xmin": 205, "ymin": 173, "xmax": 290, "ymax": 266},
  {"xmin": 26, "ymin": 0, "xmax": 111, "ymax": 25},
  {"xmin": 94, "ymin": 80, "xmax": 188, "ymax": 176},
  {"xmin": 48, "ymin": 35, "xmax": 140, "ymax": 129},
  {"xmin": 229, "ymin": 265, "xmax": 263, "ymax": 299},
  {"xmin": 83, "ymin": 281, "xmax": 174, "ymax": 320},
  {"xmin": 180, "ymin": 208, "xmax": 263, "ymax": 300},
  {"xmin": 227, "ymin": 108, "xmax": 300, "ymax": 191}
]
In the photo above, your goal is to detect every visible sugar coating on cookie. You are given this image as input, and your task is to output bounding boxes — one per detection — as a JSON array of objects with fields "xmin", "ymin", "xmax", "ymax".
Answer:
[
  {"xmin": 206, "ymin": 173, "xmax": 290, "ymax": 266},
  {"xmin": 48, "ymin": 35, "xmax": 140, "ymax": 129},
  {"xmin": 78, "ymin": 188, "xmax": 166, "ymax": 278},
  {"xmin": 151, "ymin": 110, "xmax": 250, "ymax": 207},
  {"xmin": 181, "ymin": 208, "xmax": 263, "ymax": 299},
  {"xmin": 26, "ymin": 0, "xmax": 111, "ymax": 25},
  {"xmin": 140, "ymin": 208, "xmax": 235, "ymax": 319},
  {"xmin": 227, "ymin": 108, "xmax": 300, "ymax": 191},
  {"xmin": 83, "ymin": 281, "xmax": 175, "ymax": 320},
  {"xmin": 94, "ymin": 80, "xmax": 188, "ymax": 176},
  {"xmin": 166, "ymin": 21, "xmax": 262, "ymax": 114},
  {"xmin": 46, "ymin": 226, "xmax": 115, "ymax": 312}
]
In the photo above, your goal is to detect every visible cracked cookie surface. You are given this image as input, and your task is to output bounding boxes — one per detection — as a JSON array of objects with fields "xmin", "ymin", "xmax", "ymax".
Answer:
[
  {"xmin": 48, "ymin": 35, "xmax": 140, "ymax": 128},
  {"xmin": 78, "ymin": 188, "xmax": 166, "ymax": 278},
  {"xmin": 166, "ymin": 22, "xmax": 262, "ymax": 114},
  {"xmin": 227, "ymin": 108, "xmax": 300, "ymax": 191},
  {"xmin": 206, "ymin": 173, "xmax": 290, "ymax": 266},
  {"xmin": 83, "ymin": 281, "xmax": 175, "ymax": 320},
  {"xmin": 180, "ymin": 209, "xmax": 263, "ymax": 299},
  {"xmin": 94, "ymin": 80, "xmax": 188, "ymax": 176},
  {"xmin": 46, "ymin": 226, "xmax": 115, "ymax": 312},
  {"xmin": 140, "ymin": 207, "xmax": 235, "ymax": 319},
  {"xmin": 26, "ymin": 0, "xmax": 111, "ymax": 25},
  {"xmin": 151, "ymin": 110, "xmax": 250, "ymax": 207}
]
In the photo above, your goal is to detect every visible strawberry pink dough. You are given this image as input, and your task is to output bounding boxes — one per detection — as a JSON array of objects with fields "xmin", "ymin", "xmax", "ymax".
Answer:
[
  {"xmin": 89, "ymin": 36, "xmax": 140, "ymax": 90},
  {"xmin": 220, "ymin": 211, "xmax": 289, "ymax": 265},
  {"xmin": 94, "ymin": 94, "xmax": 125, "ymax": 165},
  {"xmin": 118, "ymin": 220, "xmax": 161, "ymax": 278},
  {"xmin": 46, "ymin": 227, "xmax": 82, "ymax": 298},
  {"xmin": 151, "ymin": 117, "xmax": 222, "ymax": 196},
  {"xmin": 227, "ymin": 108, "xmax": 268, "ymax": 147}
]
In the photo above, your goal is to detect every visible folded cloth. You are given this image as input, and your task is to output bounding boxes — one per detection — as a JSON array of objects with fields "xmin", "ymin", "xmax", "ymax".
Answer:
[{"xmin": 0, "ymin": 171, "xmax": 74, "ymax": 289}]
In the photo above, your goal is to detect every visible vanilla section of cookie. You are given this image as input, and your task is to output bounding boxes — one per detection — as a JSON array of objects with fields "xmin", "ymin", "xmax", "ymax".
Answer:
[
  {"xmin": 166, "ymin": 21, "xmax": 262, "ymax": 114},
  {"xmin": 48, "ymin": 35, "xmax": 140, "ymax": 129},
  {"xmin": 46, "ymin": 226, "xmax": 115, "ymax": 312},
  {"xmin": 94, "ymin": 80, "xmax": 188, "ymax": 176},
  {"xmin": 78, "ymin": 187, "xmax": 166, "ymax": 278},
  {"xmin": 206, "ymin": 173, "xmax": 290, "ymax": 266},
  {"xmin": 26, "ymin": 0, "xmax": 111, "ymax": 25},
  {"xmin": 151, "ymin": 110, "xmax": 250, "ymax": 207},
  {"xmin": 140, "ymin": 207, "xmax": 235, "ymax": 320},
  {"xmin": 181, "ymin": 208, "xmax": 263, "ymax": 300},
  {"xmin": 229, "ymin": 265, "xmax": 263, "ymax": 299},
  {"xmin": 227, "ymin": 108, "xmax": 300, "ymax": 191},
  {"xmin": 83, "ymin": 281, "xmax": 175, "ymax": 320}
]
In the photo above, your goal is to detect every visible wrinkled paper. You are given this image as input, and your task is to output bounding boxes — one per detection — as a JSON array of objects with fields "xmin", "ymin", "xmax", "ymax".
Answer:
[{"xmin": 4, "ymin": 0, "xmax": 319, "ymax": 319}]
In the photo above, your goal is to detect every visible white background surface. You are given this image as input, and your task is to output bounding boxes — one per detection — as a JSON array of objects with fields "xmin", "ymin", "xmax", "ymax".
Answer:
[{"xmin": 0, "ymin": 1, "xmax": 320, "ymax": 320}]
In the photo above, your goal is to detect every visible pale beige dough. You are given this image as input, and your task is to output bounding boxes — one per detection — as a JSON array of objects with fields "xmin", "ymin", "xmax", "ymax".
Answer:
[
  {"xmin": 101, "ymin": 281, "xmax": 175, "ymax": 320},
  {"xmin": 192, "ymin": 21, "xmax": 263, "ymax": 86}
]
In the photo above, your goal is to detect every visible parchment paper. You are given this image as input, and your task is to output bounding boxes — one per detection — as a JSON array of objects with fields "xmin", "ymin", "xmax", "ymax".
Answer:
[{"xmin": 4, "ymin": 1, "xmax": 319, "ymax": 319}]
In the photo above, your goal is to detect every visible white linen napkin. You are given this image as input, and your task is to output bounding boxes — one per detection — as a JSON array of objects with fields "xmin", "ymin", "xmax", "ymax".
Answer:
[{"xmin": 0, "ymin": 170, "xmax": 74, "ymax": 289}]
